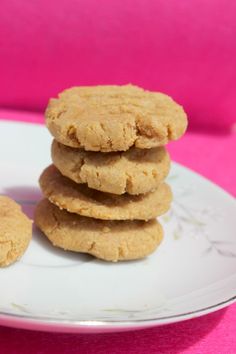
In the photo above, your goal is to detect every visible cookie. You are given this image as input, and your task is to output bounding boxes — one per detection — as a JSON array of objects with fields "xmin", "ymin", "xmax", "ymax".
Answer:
[
  {"xmin": 45, "ymin": 85, "xmax": 187, "ymax": 152},
  {"xmin": 51, "ymin": 140, "xmax": 170, "ymax": 195},
  {"xmin": 35, "ymin": 199, "xmax": 163, "ymax": 262},
  {"xmin": 39, "ymin": 165, "xmax": 172, "ymax": 220},
  {"xmin": 0, "ymin": 196, "xmax": 32, "ymax": 267}
]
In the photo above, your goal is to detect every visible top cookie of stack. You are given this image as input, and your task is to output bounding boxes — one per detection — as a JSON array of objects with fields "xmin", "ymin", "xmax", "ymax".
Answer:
[{"xmin": 45, "ymin": 84, "xmax": 187, "ymax": 152}]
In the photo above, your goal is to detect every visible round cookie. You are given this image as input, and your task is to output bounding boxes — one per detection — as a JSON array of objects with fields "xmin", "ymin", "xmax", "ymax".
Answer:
[
  {"xmin": 51, "ymin": 140, "xmax": 170, "ymax": 195},
  {"xmin": 39, "ymin": 165, "xmax": 172, "ymax": 221},
  {"xmin": 0, "ymin": 196, "xmax": 32, "ymax": 267},
  {"xmin": 35, "ymin": 199, "xmax": 163, "ymax": 262},
  {"xmin": 45, "ymin": 85, "xmax": 187, "ymax": 152}
]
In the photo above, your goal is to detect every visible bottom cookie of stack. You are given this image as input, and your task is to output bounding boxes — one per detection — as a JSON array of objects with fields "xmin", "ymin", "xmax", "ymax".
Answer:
[{"xmin": 35, "ymin": 199, "xmax": 163, "ymax": 262}]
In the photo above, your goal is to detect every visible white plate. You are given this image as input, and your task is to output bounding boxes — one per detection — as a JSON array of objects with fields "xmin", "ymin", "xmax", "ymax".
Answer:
[{"xmin": 0, "ymin": 120, "xmax": 235, "ymax": 333}]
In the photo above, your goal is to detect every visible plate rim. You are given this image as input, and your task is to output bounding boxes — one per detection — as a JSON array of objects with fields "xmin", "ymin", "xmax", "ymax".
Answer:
[{"xmin": 0, "ymin": 295, "xmax": 235, "ymax": 333}]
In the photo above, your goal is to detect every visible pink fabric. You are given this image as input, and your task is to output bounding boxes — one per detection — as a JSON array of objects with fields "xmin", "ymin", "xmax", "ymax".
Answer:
[
  {"xmin": 0, "ymin": 308, "xmax": 236, "ymax": 354},
  {"xmin": 0, "ymin": 0, "xmax": 236, "ymax": 131},
  {"xmin": 0, "ymin": 111, "xmax": 235, "ymax": 353}
]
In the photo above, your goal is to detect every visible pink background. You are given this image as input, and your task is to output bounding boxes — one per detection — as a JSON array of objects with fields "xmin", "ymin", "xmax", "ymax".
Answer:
[
  {"xmin": 0, "ymin": 0, "xmax": 236, "ymax": 131},
  {"xmin": 0, "ymin": 0, "xmax": 236, "ymax": 353}
]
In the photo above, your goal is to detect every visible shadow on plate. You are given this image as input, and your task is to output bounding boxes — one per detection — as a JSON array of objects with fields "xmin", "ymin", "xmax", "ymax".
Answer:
[
  {"xmin": 22, "ymin": 224, "xmax": 94, "ymax": 267},
  {"xmin": 3, "ymin": 185, "xmax": 42, "ymax": 218}
]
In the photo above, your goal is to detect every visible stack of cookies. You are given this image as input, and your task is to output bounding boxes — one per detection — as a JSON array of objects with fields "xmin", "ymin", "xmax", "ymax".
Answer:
[{"xmin": 35, "ymin": 85, "xmax": 187, "ymax": 262}]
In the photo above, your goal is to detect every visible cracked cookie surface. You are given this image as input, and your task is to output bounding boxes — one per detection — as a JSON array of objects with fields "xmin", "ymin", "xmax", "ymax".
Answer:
[
  {"xmin": 0, "ymin": 196, "xmax": 32, "ymax": 267},
  {"xmin": 35, "ymin": 199, "xmax": 163, "ymax": 262},
  {"xmin": 51, "ymin": 140, "xmax": 170, "ymax": 195},
  {"xmin": 39, "ymin": 165, "xmax": 172, "ymax": 221},
  {"xmin": 46, "ymin": 84, "xmax": 187, "ymax": 152}
]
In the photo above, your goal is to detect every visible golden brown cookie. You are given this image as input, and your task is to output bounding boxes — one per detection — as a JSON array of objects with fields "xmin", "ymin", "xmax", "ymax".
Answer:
[
  {"xmin": 0, "ymin": 196, "xmax": 32, "ymax": 267},
  {"xmin": 51, "ymin": 140, "xmax": 170, "ymax": 195},
  {"xmin": 35, "ymin": 199, "xmax": 163, "ymax": 262},
  {"xmin": 39, "ymin": 165, "xmax": 172, "ymax": 221},
  {"xmin": 45, "ymin": 85, "xmax": 187, "ymax": 152}
]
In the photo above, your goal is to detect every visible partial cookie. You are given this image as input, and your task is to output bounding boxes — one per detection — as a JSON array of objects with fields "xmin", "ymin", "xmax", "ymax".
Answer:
[
  {"xmin": 35, "ymin": 199, "xmax": 163, "ymax": 262},
  {"xmin": 46, "ymin": 85, "xmax": 187, "ymax": 152},
  {"xmin": 0, "ymin": 196, "xmax": 32, "ymax": 267},
  {"xmin": 51, "ymin": 140, "xmax": 170, "ymax": 195},
  {"xmin": 39, "ymin": 165, "xmax": 172, "ymax": 221}
]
